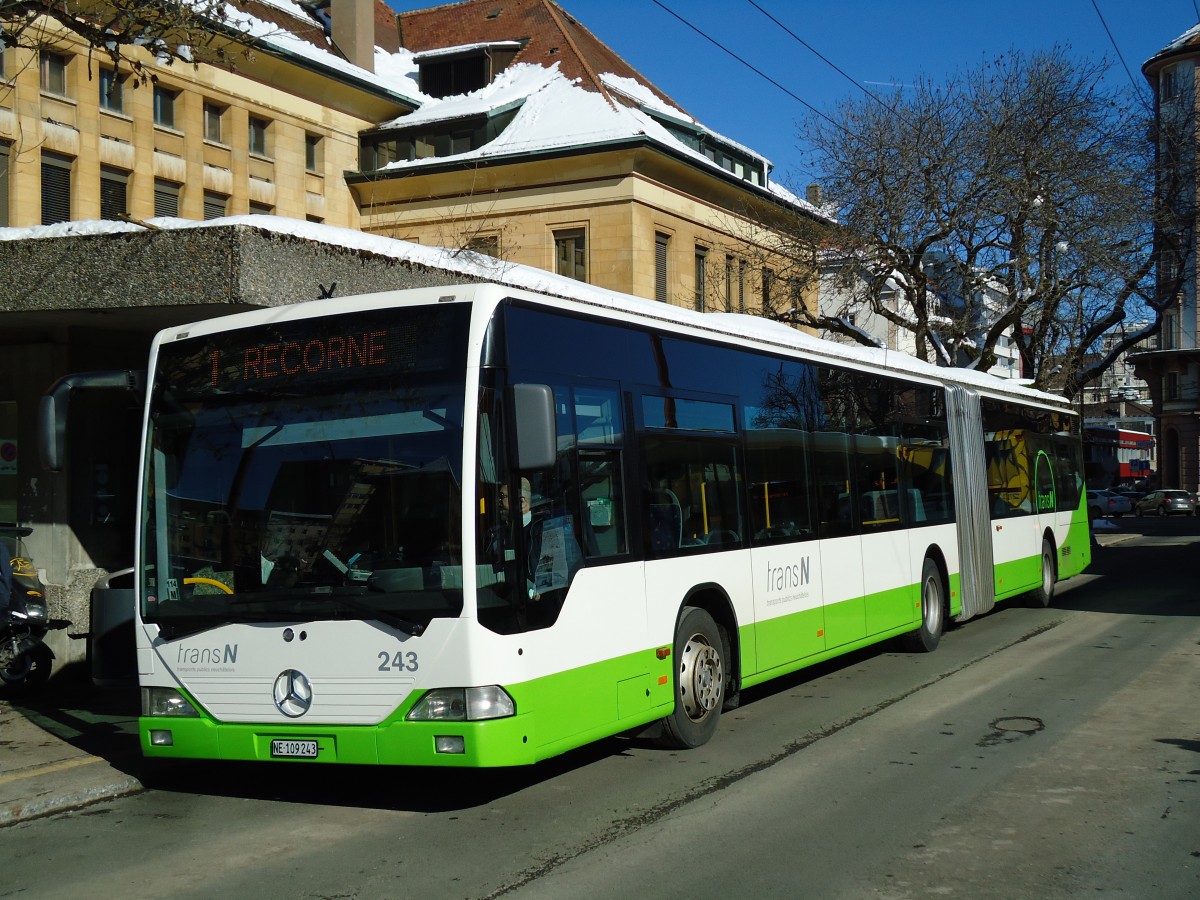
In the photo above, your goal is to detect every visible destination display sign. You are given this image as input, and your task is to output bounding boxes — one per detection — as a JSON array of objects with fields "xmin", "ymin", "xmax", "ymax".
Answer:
[{"xmin": 155, "ymin": 305, "xmax": 472, "ymax": 396}]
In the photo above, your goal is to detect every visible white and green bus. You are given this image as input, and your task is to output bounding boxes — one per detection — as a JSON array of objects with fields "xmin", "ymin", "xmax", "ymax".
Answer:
[{"xmin": 89, "ymin": 281, "xmax": 1091, "ymax": 765}]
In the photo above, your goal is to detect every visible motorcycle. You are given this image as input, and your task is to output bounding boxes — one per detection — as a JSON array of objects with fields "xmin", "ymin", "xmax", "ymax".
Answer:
[{"xmin": 0, "ymin": 526, "xmax": 56, "ymax": 691}]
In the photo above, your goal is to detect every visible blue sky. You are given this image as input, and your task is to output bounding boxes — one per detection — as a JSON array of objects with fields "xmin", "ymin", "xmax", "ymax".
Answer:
[{"xmin": 386, "ymin": 1, "xmax": 1200, "ymax": 191}]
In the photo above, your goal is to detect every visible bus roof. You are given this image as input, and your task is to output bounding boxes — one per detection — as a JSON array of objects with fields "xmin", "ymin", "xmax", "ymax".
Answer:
[{"xmin": 152, "ymin": 280, "xmax": 1074, "ymax": 414}]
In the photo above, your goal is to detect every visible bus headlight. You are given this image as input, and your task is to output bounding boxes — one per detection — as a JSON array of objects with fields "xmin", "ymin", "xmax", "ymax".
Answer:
[
  {"xmin": 142, "ymin": 687, "xmax": 200, "ymax": 717},
  {"xmin": 406, "ymin": 686, "xmax": 515, "ymax": 721}
]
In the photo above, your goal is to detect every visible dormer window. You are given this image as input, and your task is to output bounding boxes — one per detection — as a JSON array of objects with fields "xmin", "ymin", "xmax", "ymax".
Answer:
[
  {"xmin": 632, "ymin": 105, "xmax": 766, "ymax": 186},
  {"xmin": 414, "ymin": 42, "xmax": 522, "ymax": 98},
  {"xmin": 359, "ymin": 105, "xmax": 520, "ymax": 170}
]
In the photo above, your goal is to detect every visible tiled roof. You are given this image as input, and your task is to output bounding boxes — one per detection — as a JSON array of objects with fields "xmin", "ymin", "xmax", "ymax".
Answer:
[
  {"xmin": 396, "ymin": 0, "xmax": 681, "ymax": 111},
  {"xmin": 228, "ymin": 0, "xmax": 400, "ymax": 55}
]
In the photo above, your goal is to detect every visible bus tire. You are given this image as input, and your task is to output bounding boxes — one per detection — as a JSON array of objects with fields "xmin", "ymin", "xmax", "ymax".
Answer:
[
  {"xmin": 903, "ymin": 557, "xmax": 945, "ymax": 653},
  {"xmin": 1027, "ymin": 539, "xmax": 1056, "ymax": 608},
  {"xmin": 656, "ymin": 607, "xmax": 724, "ymax": 749}
]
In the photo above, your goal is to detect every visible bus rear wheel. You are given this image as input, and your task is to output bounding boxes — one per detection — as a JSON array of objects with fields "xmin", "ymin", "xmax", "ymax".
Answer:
[
  {"xmin": 657, "ymin": 607, "xmax": 724, "ymax": 749},
  {"xmin": 903, "ymin": 557, "xmax": 945, "ymax": 653},
  {"xmin": 1027, "ymin": 539, "xmax": 1056, "ymax": 608}
]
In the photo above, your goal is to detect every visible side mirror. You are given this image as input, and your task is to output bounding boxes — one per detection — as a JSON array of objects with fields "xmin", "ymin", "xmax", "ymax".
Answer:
[
  {"xmin": 510, "ymin": 383, "xmax": 557, "ymax": 471},
  {"xmin": 39, "ymin": 370, "xmax": 145, "ymax": 471}
]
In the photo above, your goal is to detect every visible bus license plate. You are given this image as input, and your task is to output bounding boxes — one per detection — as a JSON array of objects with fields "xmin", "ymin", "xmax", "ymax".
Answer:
[{"xmin": 271, "ymin": 739, "xmax": 318, "ymax": 759}]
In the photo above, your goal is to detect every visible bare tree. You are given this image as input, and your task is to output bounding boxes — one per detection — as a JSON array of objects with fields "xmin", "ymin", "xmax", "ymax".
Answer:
[
  {"xmin": 1, "ymin": 1, "xmax": 259, "ymax": 82},
  {"xmin": 789, "ymin": 47, "xmax": 1192, "ymax": 399}
]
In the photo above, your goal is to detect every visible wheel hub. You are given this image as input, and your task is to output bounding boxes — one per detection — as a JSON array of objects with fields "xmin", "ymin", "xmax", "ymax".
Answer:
[{"xmin": 679, "ymin": 634, "xmax": 723, "ymax": 720}]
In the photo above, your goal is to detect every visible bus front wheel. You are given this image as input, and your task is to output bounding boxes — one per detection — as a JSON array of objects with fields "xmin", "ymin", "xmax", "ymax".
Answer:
[
  {"xmin": 903, "ymin": 557, "xmax": 945, "ymax": 653},
  {"xmin": 657, "ymin": 606, "xmax": 724, "ymax": 749}
]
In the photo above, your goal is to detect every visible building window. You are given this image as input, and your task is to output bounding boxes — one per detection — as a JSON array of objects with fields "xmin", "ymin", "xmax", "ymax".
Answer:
[
  {"xmin": 40, "ymin": 51, "xmax": 67, "ymax": 96},
  {"xmin": 99, "ymin": 166, "xmax": 128, "ymax": 220},
  {"xmin": 305, "ymin": 133, "xmax": 323, "ymax": 173},
  {"xmin": 420, "ymin": 54, "xmax": 488, "ymax": 98},
  {"xmin": 762, "ymin": 267, "xmax": 774, "ymax": 314},
  {"xmin": 655, "ymin": 232, "xmax": 670, "ymax": 303},
  {"xmin": 99, "ymin": 68, "xmax": 123, "ymax": 113},
  {"xmin": 154, "ymin": 87, "xmax": 177, "ymax": 129},
  {"xmin": 203, "ymin": 190, "xmax": 227, "ymax": 220},
  {"xmin": 249, "ymin": 201, "xmax": 273, "ymax": 215},
  {"xmin": 203, "ymin": 103, "xmax": 225, "ymax": 143},
  {"xmin": 0, "ymin": 141, "xmax": 9, "ymax": 227},
  {"xmin": 1165, "ymin": 372, "xmax": 1180, "ymax": 401},
  {"xmin": 41, "ymin": 151, "xmax": 72, "ymax": 224},
  {"xmin": 554, "ymin": 228, "xmax": 586, "ymax": 282},
  {"xmin": 249, "ymin": 116, "xmax": 270, "ymax": 157},
  {"xmin": 1161, "ymin": 65, "xmax": 1181, "ymax": 102},
  {"xmin": 738, "ymin": 260, "xmax": 747, "ymax": 312},
  {"xmin": 724, "ymin": 255, "xmax": 734, "ymax": 312},
  {"xmin": 467, "ymin": 233, "xmax": 500, "ymax": 258},
  {"xmin": 154, "ymin": 179, "xmax": 180, "ymax": 217},
  {"xmin": 694, "ymin": 246, "xmax": 708, "ymax": 312}
]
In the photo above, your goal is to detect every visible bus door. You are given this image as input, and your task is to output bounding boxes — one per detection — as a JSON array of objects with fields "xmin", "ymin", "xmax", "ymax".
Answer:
[
  {"xmin": 639, "ymin": 393, "xmax": 754, "ymax": 669},
  {"xmin": 985, "ymin": 429, "xmax": 1039, "ymax": 597},
  {"xmin": 746, "ymin": 429, "xmax": 826, "ymax": 671},
  {"xmin": 810, "ymin": 431, "xmax": 866, "ymax": 648}
]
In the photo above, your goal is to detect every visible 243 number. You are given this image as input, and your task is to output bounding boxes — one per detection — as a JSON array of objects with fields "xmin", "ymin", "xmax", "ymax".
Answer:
[{"xmin": 378, "ymin": 650, "xmax": 419, "ymax": 672}]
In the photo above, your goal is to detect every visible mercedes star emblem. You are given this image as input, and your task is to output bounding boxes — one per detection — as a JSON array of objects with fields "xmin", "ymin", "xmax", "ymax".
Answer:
[{"xmin": 273, "ymin": 669, "xmax": 313, "ymax": 718}]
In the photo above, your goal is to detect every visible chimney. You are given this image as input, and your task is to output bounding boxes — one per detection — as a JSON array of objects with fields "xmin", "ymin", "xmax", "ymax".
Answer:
[
  {"xmin": 332, "ymin": 0, "xmax": 374, "ymax": 73},
  {"xmin": 805, "ymin": 183, "xmax": 823, "ymax": 206}
]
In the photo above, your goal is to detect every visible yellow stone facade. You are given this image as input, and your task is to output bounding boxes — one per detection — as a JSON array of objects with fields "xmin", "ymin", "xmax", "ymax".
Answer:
[
  {"xmin": 0, "ymin": 21, "xmax": 409, "ymax": 230},
  {"xmin": 1, "ymin": 16, "xmax": 818, "ymax": 319},
  {"xmin": 352, "ymin": 146, "xmax": 817, "ymax": 316}
]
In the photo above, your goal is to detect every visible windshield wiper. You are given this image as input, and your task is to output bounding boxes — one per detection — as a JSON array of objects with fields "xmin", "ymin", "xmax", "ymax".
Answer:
[
  {"xmin": 229, "ymin": 590, "xmax": 425, "ymax": 636},
  {"xmin": 322, "ymin": 593, "xmax": 425, "ymax": 637}
]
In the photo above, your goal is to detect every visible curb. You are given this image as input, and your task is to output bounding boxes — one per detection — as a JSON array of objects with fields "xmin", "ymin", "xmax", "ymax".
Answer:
[{"xmin": 0, "ymin": 763, "xmax": 143, "ymax": 826}]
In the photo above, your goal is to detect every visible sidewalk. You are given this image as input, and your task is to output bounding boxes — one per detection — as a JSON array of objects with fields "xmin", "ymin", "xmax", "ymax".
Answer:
[{"xmin": 0, "ymin": 665, "xmax": 144, "ymax": 826}]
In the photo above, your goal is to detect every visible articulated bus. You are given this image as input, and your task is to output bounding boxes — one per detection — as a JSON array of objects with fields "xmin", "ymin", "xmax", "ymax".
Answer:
[{"xmin": 48, "ymin": 282, "xmax": 1089, "ymax": 766}]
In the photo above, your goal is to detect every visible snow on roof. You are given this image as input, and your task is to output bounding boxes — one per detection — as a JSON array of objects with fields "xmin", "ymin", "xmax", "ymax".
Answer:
[
  {"xmin": 366, "ymin": 61, "xmax": 828, "ymax": 220},
  {"xmin": 210, "ymin": 1, "xmax": 423, "ymax": 104},
  {"xmin": 0, "ymin": 214, "xmax": 1062, "ymax": 407},
  {"xmin": 1162, "ymin": 22, "xmax": 1200, "ymax": 55},
  {"xmin": 194, "ymin": 3, "xmax": 819, "ymax": 217},
  {"xmin": 413, "ymin": 41, "xmax": 523, "ymax": 61}
]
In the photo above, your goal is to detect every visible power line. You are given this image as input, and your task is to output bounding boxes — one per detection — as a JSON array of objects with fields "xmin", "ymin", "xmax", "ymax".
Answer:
[
  {"xmin": 647, "ymin": 0, "xmax": 851, "ymax": 137},
  {"xmin": 745, "ymin": 0, "xmax": 902, "ymax": 118},
  {"xmin": 1088, "ymin": 0, "xmax": 1144, "ymax": 95}
]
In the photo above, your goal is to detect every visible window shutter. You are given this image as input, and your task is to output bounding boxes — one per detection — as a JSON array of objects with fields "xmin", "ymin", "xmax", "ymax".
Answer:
[
  {"xmin": 154, "ymin": 179, "xmax": 180, "ymax": 217},
  {"xmin": 203, "ymin": 190, "xmax": 227, "ymax": 220},
  {"xmin": 100, "ymin": 166, "xmax": 128, "ymax": 220},
  {"xmin": 655, "ymin": 233, "xmax": 669, "ymax": 302},
  {"xmin": 41, "ymin": 152, "xmax": 72, "ymax": 225}
]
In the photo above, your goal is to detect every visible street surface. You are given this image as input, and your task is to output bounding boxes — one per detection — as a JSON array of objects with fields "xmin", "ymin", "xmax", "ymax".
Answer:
[{"xmin": 4, "ymin": 516, "xmax": 1198, "ymax": 899}]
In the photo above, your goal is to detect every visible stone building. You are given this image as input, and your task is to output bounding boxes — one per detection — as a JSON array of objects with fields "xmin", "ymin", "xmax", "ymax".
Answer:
[{"xmin": 1133, "ymin": 27, "xmax": 1200, "ymax": 495}]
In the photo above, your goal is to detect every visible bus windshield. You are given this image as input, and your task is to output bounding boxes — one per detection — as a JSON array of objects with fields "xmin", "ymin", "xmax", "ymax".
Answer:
[{"xmin": 140, "ymin": 305, "xmax": 470, "ymax": 639}]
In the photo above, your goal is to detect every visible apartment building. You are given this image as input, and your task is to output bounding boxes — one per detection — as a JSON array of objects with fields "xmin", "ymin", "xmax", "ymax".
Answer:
[{"xmin": 1133, "ymin": 27, "xmax": 1200, "ymax": 495}]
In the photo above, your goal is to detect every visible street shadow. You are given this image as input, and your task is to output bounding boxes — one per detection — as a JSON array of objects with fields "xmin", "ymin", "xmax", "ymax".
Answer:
[{"xmin": 1056, "ymin": 525, "xmax": 1200, "ymax": 617}]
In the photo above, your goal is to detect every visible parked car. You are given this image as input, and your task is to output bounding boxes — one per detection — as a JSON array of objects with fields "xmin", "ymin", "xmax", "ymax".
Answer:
[
  {"xmin": 1086, "ymin": 489, "xmax": 1132, "ymax": 519},
  {"xmin": 1112, "ymin": 486, "xmax": 1146, "ymax": 504},
  {"xmin": 1133, "ymin": 489, "xmax": 1196, "ymax": 517}
]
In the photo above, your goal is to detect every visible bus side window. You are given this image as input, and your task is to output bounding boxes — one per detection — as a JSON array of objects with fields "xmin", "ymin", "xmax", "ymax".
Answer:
[{"xmin": 574, "ymin": 385, "xmax": 626, "ymax": 558}]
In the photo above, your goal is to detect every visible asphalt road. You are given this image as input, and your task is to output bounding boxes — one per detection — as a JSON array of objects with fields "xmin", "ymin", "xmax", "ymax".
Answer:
[{"xmin": 4, "ymin": 517, "xmax": 1198, "ymax": 900}]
